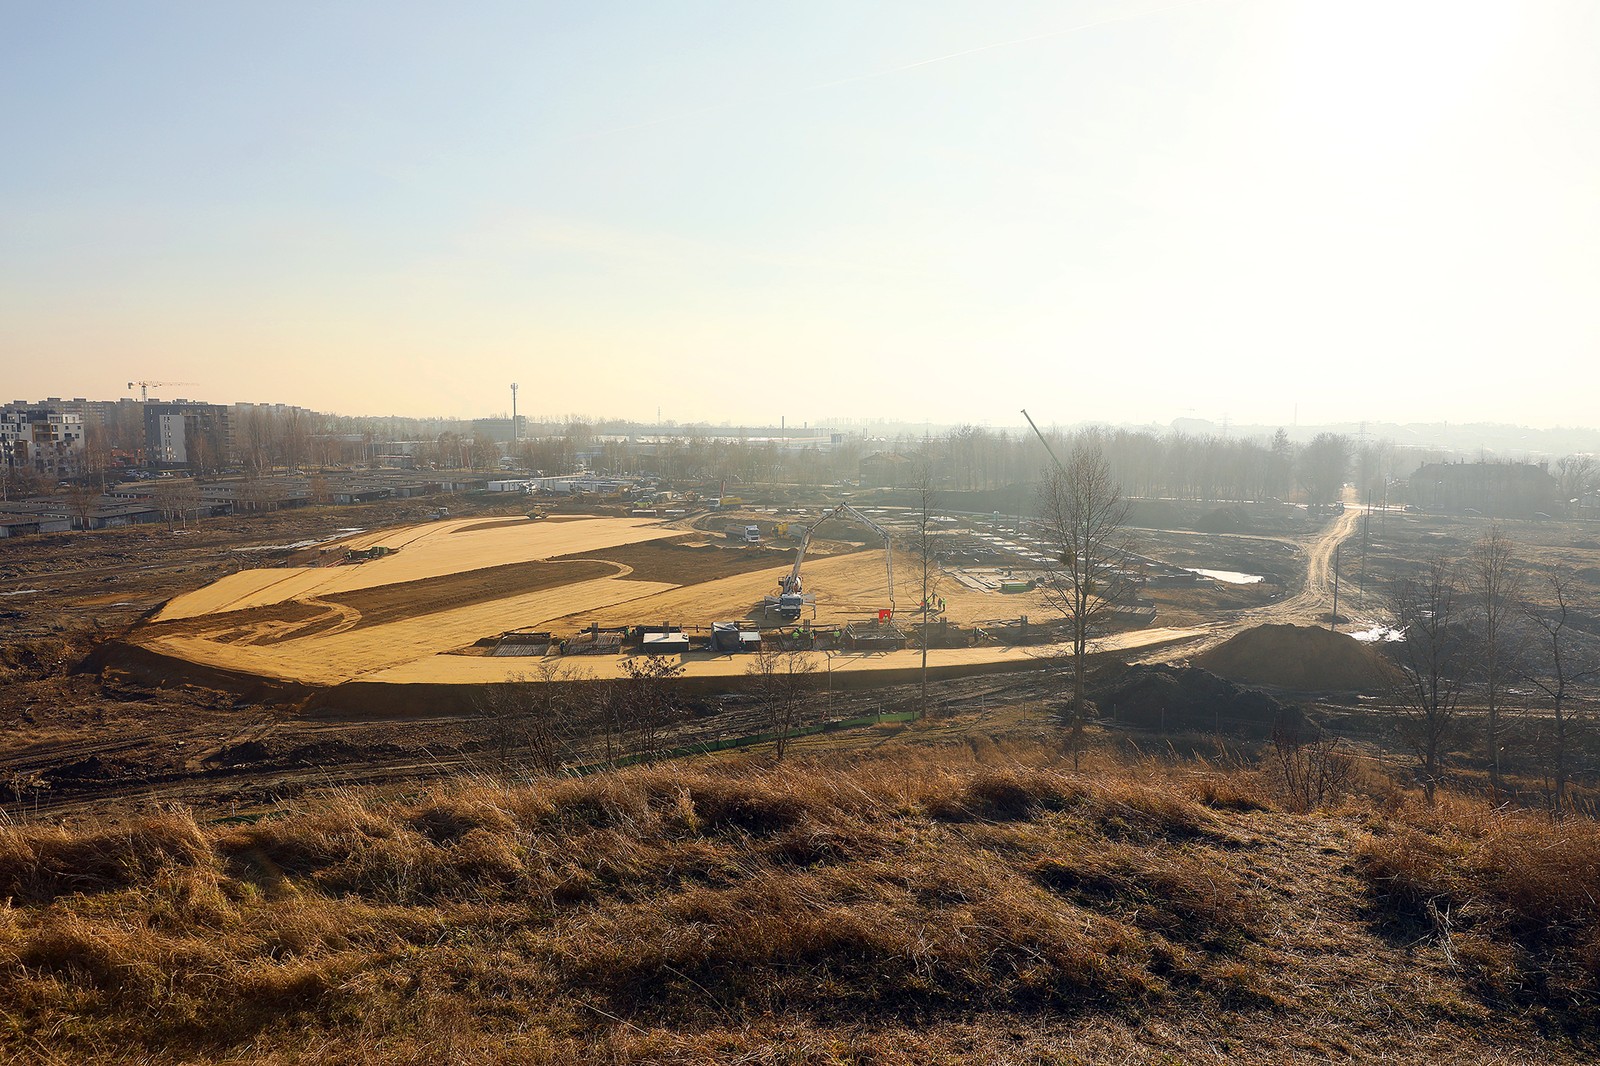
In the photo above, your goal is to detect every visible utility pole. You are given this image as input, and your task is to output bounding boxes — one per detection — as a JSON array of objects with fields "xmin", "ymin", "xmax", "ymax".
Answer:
[{"xmin": 511, "ymin": 383, "xmax": 519, "ymax": 444}]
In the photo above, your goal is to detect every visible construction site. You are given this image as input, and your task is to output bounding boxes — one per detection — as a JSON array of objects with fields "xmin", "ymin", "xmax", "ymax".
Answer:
[
  {"xmin": 123, "ymin": 502, "xmax": 1203, "ymax": 704},
  {"xmin": 6, "ymin": 470, "xmax": 1598, "ymax": 823}
]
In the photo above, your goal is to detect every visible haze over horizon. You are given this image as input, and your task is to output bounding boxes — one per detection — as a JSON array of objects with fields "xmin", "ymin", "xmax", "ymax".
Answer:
[{"xmin": 3, "ymin": 1, "xmax": 1596, "ymax": 429}]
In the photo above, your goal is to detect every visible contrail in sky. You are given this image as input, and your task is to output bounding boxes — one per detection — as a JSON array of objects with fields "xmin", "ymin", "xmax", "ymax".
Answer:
[{"xmin": 572, "ymin": 0, "xmax": 1219, "ymax": 141}]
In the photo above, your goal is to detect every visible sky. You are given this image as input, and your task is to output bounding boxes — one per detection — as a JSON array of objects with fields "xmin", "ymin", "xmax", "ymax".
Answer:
[{"xmin": 2, "ymin": 0, "xmax": 1597, "ymax": 429}]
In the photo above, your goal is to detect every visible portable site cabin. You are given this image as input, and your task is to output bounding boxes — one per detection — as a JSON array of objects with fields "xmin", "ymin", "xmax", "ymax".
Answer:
[
  {"xmin": 711, "ymin": 621, "xmax": 763, "ymax": 654},
  {"xmin": 640, "ymin": 627, "xmax": 691, "ymax": 654}
]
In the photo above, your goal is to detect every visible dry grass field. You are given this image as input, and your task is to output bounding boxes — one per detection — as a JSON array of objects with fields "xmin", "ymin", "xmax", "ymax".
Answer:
[{"xmin": 1, "ymin": 742, "xmax": 1594, "ymax": 1064}]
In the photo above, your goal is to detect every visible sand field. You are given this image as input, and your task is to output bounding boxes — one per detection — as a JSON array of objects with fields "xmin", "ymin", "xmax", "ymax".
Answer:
[{"xmin": 132, "ymin": 514, "xmax": 1182, "ymax": 688}]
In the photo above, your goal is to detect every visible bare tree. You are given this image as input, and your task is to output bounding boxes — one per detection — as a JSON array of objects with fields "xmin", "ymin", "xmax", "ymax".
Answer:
[
  {"xmin": 746, "ymin": 645, "xmax": 818, "ymax": 760},
  {"xmin": 1037, "ymin": 442, "xmax": 1135, "ymax": 768},
  {"xmin": 64, "ymin": 482, "xmax": 99, "ymax": 531},
  {"xmin": 149, "ymin": 480, "xmax": 184, "ymax": 531},
  {"xmin": 1468, "ymin": 527, "xmax": 1524, "ymax": 801},
  {"xmin": 1271, "ymin": 716, "xmax": 1356, "ymax": 812},
  {"xmin": 1521, "ymin": 574, "xmax": 1600, "ymax": 817},
  {"xmin": 911, "ymin": 451, "xmax": 944, "ymax": 709},
  {"xmin": 470, "ymin": 661, "xmax": 585, "ymax": 774},
  {"xmin": 1298, "ymin": 432, "xmax": 1350, "ymax": 510},
  {"xmin": 81, "ymin": 424, "xmax": 114, "ymax": 490},
  {"xmin": 1386, "ymin": 555, "xmax": 1470, "ymax": 803},
  {"xmin": 1555, "ymin": 455, "xmax": 1596, "ymax": 516},
  {"xmin": 618, "ymin": 654, "xmax": 687, "ymax": 758}
]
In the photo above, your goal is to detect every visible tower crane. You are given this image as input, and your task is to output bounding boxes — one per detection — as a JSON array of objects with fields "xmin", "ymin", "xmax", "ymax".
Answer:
[
  {"xmin": 767, "ymin": 502, "xmax": 895, "ymax": 621},
  {"xmin": 128, "ymin": 380, "xmax": 197, "ymax": 401}
]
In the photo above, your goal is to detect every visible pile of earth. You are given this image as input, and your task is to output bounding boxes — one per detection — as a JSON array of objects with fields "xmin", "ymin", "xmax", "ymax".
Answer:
[
  {"xmin": 1087, "ymin": 662, "xmax": 1301, "ymax": 737},
  {"xmin": 1195, "ymin": 623, "xmax": 1400, "ymax": 692},
  {"xmin": 1195, "ymin": 506, "xmax": 1249, "ymax": 534}
]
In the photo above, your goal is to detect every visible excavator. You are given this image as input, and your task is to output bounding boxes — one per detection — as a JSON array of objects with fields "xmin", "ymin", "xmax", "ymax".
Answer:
[{"xmin": 767, "ymin": 503, "xmax": 895, "ymax": 621}]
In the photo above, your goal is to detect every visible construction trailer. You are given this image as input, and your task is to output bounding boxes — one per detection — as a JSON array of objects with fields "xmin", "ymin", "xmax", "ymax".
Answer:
[
  {"xmin": 711, "ymin": 621, "xmax": 763, "ymax": 654},
  {"xmin": 637, "ymin": 624, "xmax": 691, "ymax": 654}
]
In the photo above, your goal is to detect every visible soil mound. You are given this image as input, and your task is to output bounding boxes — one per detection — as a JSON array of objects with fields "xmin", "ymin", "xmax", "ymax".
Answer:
[
  {"xmin": 1089, "ymin": 663, "xmax": 1296, "ymax": 737},
  {"xmin": 1196, "ymin": 506, "xmax": 1248, "ymax": 534},
  {"xmin": 1196, "ymin": 623, "xmax": 1399, "ymax": 692}
]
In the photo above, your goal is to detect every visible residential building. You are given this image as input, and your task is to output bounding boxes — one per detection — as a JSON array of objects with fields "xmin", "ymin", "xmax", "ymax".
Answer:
[
  {"xmin": 0, "ymin": 404, "xmax": 85, "ymax": 480},
  {"xmin": 144, "ymin": 402, "xmax": 233, "ymax": 470}
]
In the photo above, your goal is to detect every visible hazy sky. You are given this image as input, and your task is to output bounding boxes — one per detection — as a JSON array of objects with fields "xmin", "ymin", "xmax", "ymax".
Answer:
[{"xmin": 3, "ymin": 1, "xmax": 1596, "ymax": 428}]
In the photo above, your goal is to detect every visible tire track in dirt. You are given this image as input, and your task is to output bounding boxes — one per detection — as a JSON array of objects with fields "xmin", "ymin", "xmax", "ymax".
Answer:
[{"xmin": 1136, "ymin": 507, "xmax": 1367, "ymax": 664}]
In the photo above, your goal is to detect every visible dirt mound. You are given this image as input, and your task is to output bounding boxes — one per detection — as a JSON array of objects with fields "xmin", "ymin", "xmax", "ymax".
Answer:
[
  {"xmin": 1196, "ymin": 624, "xmax": 1399, "ymax": 692},
  {"xmin": 1089, "ymin": 663, "xmax": 1296, "ymax": 736},
  {"xmin": 1195, "ymin": 506, "xmax": 1248, "ymax": 534}
]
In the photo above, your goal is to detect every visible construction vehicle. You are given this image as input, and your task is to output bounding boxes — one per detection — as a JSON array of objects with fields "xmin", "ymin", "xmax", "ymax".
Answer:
[
  {"xmin": 767, "ymin": 503, "xmax": 895, "ymax": 621},
  {"xmin": 742, "ymin": 524, "xmax": 762, "ymax": 543}
]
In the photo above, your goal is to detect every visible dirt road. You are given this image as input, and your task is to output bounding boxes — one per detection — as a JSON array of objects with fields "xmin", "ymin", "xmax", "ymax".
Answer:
[{"xmin": 1245, "ymin": 506, "xmax": 1364, "ymax": 627}]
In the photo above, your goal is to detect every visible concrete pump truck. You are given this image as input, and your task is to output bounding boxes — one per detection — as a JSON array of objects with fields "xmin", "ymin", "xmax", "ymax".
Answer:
[{"xmin": 766, "ymin": 503, "xmax": 895, "ymax": 621}]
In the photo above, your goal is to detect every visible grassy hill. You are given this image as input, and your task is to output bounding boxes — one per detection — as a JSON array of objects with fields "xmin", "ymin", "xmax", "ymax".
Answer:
[{"xmin": 1, "ymin": 740, "xmax": 1596, "ymax": 1064}]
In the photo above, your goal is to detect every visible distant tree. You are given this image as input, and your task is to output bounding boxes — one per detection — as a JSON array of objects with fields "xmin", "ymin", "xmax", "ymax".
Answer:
[
  {"xmin": 469, "ymin": 434, "xmax": 500, "ymax": 472},
  {"xmin": 912, "ymin": 451, "xmax": 944, "ymax": 708},
  {"xmin": 239, "ymin": 408, "xmax": 275, "ymax": 476},
  {"xmin": 1298, "ymin": 433, "xmax": 1350, "ymax": 509},
  {"xmin": 1037, "ymin": 442, "xmax": 1135, "ymax": 769},
  {"xmin": 1555, "ymin": 455, "xmax": 1597, "ymax": 516},
  {"xmin": 1354, "ymin": 438, "xmax": 1394, "ymax": 504},
  {"xmin": 82, "ymin": 424, "xmax": 114, "ymax": 490},
  {"xmin": 64, "ymin": 482, "xmax": 99, "ymax": 530},
  {"xmin": 150, "ymin": 480, "xmax": 184, "ymax": 530},
  {"xmin": 1520, "ymin": 573, "xmax": 1600, "ymax": 817},
  {"xmin": 1385, "ymin": 555, "xmax": 1470, "ymax": 803},
  {"xmin": 1468, "ymin": 527, "xmax": 1524, "ymax": 801},
  {"xmin": 281, "ymin": 409, "xmax": 310, "ymax": 473}
]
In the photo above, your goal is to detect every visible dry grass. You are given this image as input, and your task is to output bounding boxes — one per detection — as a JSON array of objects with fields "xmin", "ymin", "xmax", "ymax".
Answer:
[
  {"xmin": 0, "ymin": 745, "xmax": 1594, "ymax": 1063},
  {"xmin": 1354, "ymin": 795, "xmax": 1600, "ymax": 1021}
]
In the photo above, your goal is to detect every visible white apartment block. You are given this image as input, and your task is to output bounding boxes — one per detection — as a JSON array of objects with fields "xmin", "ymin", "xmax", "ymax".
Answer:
[{"xmin": 0, "ymin": 407, "xmax": 85, "ymax": 479}]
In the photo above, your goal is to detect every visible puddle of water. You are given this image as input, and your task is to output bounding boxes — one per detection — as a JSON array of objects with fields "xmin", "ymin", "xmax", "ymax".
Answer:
[
  {"xmin": 1, "ymin": 588, "xmax": 43, "ymax": 596},
  {"xmin": 1187, "ymin": 568, "xmax": 1263, "ymax": 584}
]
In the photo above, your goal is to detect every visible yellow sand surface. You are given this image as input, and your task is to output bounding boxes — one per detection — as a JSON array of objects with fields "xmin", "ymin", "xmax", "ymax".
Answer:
[
  {"xmin": 135, "ymin": 514, "xmax": 1154, "ymax": 689},
  {"xmin": 361, "ymin": 627, "xmax": 1206, "ymax": 684},
  {"xmin": 540, "ymin": 545, "xmax": 1047, "ymax": 631},
  {"xmin": 139, "ymin": 574, "xmax": 680, "ymax": 685},
  {"xmin": 156, "ymin": 516, "xmax": 681, "ymax": 621}
]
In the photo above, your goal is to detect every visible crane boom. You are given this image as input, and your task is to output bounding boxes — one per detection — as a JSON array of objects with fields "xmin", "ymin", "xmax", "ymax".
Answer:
[
  {"xmin": 1020, "ymin": 408, "xmax": 1068, "ymax": 476},
  {"xmin": 128, "ymin": 380, "xmax": 198, "ymax": 402},
  {"xmin": 771, "ymin": 502, "xmax": 895, "ymax": 620}
]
